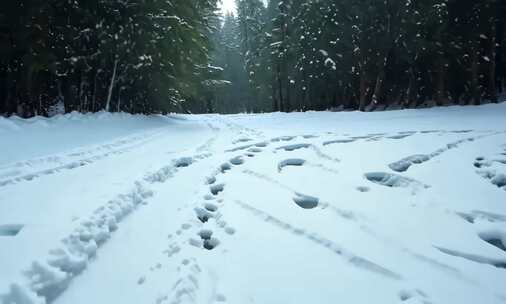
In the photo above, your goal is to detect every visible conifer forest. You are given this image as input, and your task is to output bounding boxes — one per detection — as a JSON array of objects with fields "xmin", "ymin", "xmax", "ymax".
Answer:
[{"xmin": 1, "ymin": 0, "xmax": 505, "ymax": 117}]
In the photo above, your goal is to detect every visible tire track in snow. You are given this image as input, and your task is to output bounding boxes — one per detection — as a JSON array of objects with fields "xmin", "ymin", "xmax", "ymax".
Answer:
[
  {"xmin": 241, "ymin": 169, "xmax": 472, "ymax": 285},
  {"xmin": 275, "ymin": 142, "xmax": 340, "ymax": 163},
  {"xmin": 195, "ymin": 120, "xmax": 223, "ymax": 153},
  {"xmin": 233, "ymin": 199, "xmax": 402, "ymax": 280},
  {"xmin": 0, "ymin": 127, "xmax": 172, "ymax": 188},
  {"xmin": 0, "ymin": 153, "xmax": 211, "ymax": 304},
  {"xmin": 389, "ymin": 131, "xmax": 505, "ymax": 173},
  {"xmin": 473, "ymin": 147, "xmax": 506, "ymax": 191},
  {"xmin": 241, "ymin": 169, "xmax": 357, "ymax": 220}
]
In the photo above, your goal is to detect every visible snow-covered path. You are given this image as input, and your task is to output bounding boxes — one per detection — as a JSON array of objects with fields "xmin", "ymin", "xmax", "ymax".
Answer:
[{"xmin": 1, "ymin": 104, "xmax": 506, "ymax": 304}]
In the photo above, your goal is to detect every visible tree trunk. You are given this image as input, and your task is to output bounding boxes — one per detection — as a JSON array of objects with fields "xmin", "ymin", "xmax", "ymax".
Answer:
[
  {"xmin": 105, "ymin": 59, "xmax": 118, "ymax": 112},
  {"xmin": 488, "ymin": 20, "xmax": 497, "ymax": 103},
  {"xmin": 370, "ymin": 68, "xmax": 385, "ymax": 111},
  {"xmin": 404, "ymin": 66, "xmax": 416, "ymax": 108},
  {"xmin": 436, "ymin": 58, "xmax": 446, "ymax": 106},
  {"xmin": 359, "ymin": 71, "xmax": 368, "ymax": 111},
  {"xmin": 276, "ymin": 62, "xmax": 284, "ymax": 112},
  {"xmin": 117, "ymin": 87, "xmax": 122, "ymax": 112},
  {"xmin": 285, "ymin": 77, "xmax": 291, "ymax": 112},
  {"xmin": 91, "ymin": 69, "xmax": 100, "ymax": 112},
  {"xmin": 0, "ymin": 64, "xmax": 6, "ymax": 115},
  {"xmin": 61, "ymin": 76, "xmax": 74, "ymax": 113},
  {"xmin": 470, "ymin": 45, "xmax": 481, "ymax": 105}
]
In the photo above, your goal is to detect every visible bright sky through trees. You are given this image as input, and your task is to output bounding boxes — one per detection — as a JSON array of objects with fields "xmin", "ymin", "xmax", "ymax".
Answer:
[{"xmin": 219, "ymin": 0, "xmax": 236, "ymax": 13}]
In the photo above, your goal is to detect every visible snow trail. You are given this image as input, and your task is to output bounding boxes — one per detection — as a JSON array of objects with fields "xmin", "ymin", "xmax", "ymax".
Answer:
[{"xmin": 2, "ymin": 103, "xmax": 506, "ymax": 304}]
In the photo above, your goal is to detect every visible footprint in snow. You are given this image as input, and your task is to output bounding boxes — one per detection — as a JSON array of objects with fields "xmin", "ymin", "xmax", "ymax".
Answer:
[
  {"xmin": 293, "ymin": 193, "xmax": 319, "ymax": 209},
  {"xmin": 220, "ymin": 163, "xmax": 232, "ymax": 173},
  {"xmin": 173, "ymin": 157, "xmax": 193, "ymax": 168},
  {"xmin": 389, "ymin": 154, "xmax": 430, "ymax": 172},
  {"xmin": 230, "ymin": 156, "xmax": 244, "ymax": 165},
  {"xmin": 0, "ymin": 224, "xmax": 24, "ymax": 237},
  {"xmin": 210, "ymin": 183, "xmax": 225, "ymax": 196},
  {"xmin": 436, "ymin": 246, "xmax": 506, "ymax": 269},
  {"xmin": 456, "ymin": 210, "xmax": 506, "ymax": 224},
  {"xmin": 277, "ymin": 143, "xmax": 311, "ymax": 151},
  {"xmin": 478, "ymin": 230, "xmax": 506, "ymax": 252},
  {"xmin": 271, "ymin": 136, "xmax": 296, "ymax": 142},
  {"xmin": 247, "ymin": 147, "xmax": 263, "ymax": 153},
  {"xmin": 323, "ymin": 139, "xmax": 355, "ymax": 146},
  {"xmin": 195, "ymin": 207, "xmax": 214, "ymax": 223},
  {"xmin": 232, "ymin": 137, "xmax": 252, "ymax": 144},
  {"xmin": 364, "ymin": 172, "xmax": 429, "ymax": 189},
  {"xmin": 278, "ymin": 158, "xmax": 306, "ymax": 172},
  {"xmin": 398, "ymin": 289, "xmax": 429, "ymax": 302},
  {"xmin": 356, "ymin": 186, "xmax": 370, "ymax": 193},
  {"xmin": 204, "ymin": 203, "xmax": 218, "ymax": 212},
  {"xmin": 197, "ymin": 230, "xmax": 220, "ymax": 250}
]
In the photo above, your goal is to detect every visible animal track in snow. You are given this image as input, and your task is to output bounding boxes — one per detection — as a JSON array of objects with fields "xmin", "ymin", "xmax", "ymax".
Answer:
[
  {"xmin": 302, "ymin": 134, "xmax": 319, "ymax": 139},
  {"xmin": 364, "ymin": 172, "xmax": 429, "ymax": 189},
  {"xmin": 210, "ymin": 183, "xmax": 225, "ymax": 196},
  {"xmin": 476, "ymin": 170, "xmax": 506, "ymax": 190},
  {"xmin": 451, "ymin": 129, "xmax": 474, "ymax": 134},
  {"xmin": 277, "ymin": 143, "xmax": 311, "ymax": 151},
  {"xmin": 0, "ymin": 224, "xmax": 24, "ymax": 236},
  {"xmin": 435, "ymin": 246, "xmax": 506, "ymax": 269},
  {"xmin": 474, "ymin": 151, "xmax": 506, "ymax": 190},
  {"xmin": 356, "ymin": 186, "xmax": 370, "ymax": 193},
  {"xmin": 224, "ymin": 227, "xmax": 236, "ymax": 235},
  {"xmin": 234, "ymin": 200, "xmax": 402, "ymax": 279},
  {"xmin": 198, "ymin": 229, "xmax": 213, "ymax": 240},
  {"xmin": 163, "ymin": 258, "xmax": 203, "ymax": 304},
  {"xmin": 195, "ymin": 207, "xmax": 215, "ymax": 223},
  {"xmin": 232, "ymin": 137, "xmax": 252, "ymax": 144},
  {"xmin": 389, "ymin": 155, "xmax": 430, "ymax": 172},
  {"xmin": 389, "ymin": 132, "xmax": 499, "ymax": 173},
  {"xmin": 247, "ymin": 147, "xmax": 263, "ymax": 153},
  {"xmin": 206, "ymin": 176, "xmax": 217, "ymax": 185},
  {"xmin": 456, "ymin": 210, "xmax": 506, "ymax": 223},
  {"xmin": 220, "ymin": 163, "xmax": 232, "ymax": 173},
  {"xmin": 230, "ymin": 156, "xmax": 244, "ymax": 166},
  {"xmin": 145, "ymin": 154, "xmax": 209, "ymax": 183},
  {"xmin": 174, "ymin": 157, "xmax": 194, "ymax": 168},
  {"xmin": 215, "ymin": 294, "xmax": 227, "ymax": 302},
  {"xmin": 398, "ymin": 289, "xmax": 429, "ymax": 302},
  {"xmin": 271, "ymin": 136, "xmax": 296, "ymax": 142},
  {"xmin": 322, "ymin": 139, "xmax": 355, "ymax": 146},
  {"xmin": 293, "ymin": 193, "xmax": 319, "ymax": 209},
  {"xmin": 195, "ymin": 230, "xmax": 220, "ymax": 250},
  {"xmin": 276, "ymin": 142, "xmax": 340, "ymax": 163},
  {"xmin": 204, "ymin": 203, "xmax": 218, "ymax": 212},
  {"xmin": 203, "ymin": 238, "xmax": 220, "ymax": 250},
  {"xmin": 242, "ymin": 169, "xmax": 356, "ymax": 220},
  {"xmin": 386, "ymin": 132, "xmax": 416, "ymax": 140},
  {"xmin": 478, "ymin": 230, "xmax": 506, "ymax": 252},
  {"xmin": 225, "ymin": 141, "xmax": 266, "ymax": 152},
  {"xmin": 278, "ymin": 158, "xmax": 306, "ymax": 172}
]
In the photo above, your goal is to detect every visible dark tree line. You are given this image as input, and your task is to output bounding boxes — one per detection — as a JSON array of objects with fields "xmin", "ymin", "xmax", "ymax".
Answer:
[
  {"xmin": 1, "ymin": 0, "xmax": 506, "ymax": 117},
  {"xmin": 212, "ymin": 0, "xmax": 506, "ymax": 113},
  {"xmin": 0, "ymin": 0, "xmax": 221, "ymax": 117}
]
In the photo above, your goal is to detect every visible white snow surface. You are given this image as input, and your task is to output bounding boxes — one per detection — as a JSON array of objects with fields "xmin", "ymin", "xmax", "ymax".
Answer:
[{"xmin": 1, "ymin": 103, "xmax": 506, "ymax": 304}]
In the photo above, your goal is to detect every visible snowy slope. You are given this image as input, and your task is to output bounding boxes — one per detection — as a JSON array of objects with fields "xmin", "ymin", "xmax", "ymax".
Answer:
[{"xmin": 1, "ymin": 104, "xmax": 506, "ymax": 304}]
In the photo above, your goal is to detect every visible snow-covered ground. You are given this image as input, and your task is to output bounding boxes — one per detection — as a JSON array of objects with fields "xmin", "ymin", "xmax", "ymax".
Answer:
[{"xmin": 1, "ymin": 104, "xmax": 506, "ymax": 304}]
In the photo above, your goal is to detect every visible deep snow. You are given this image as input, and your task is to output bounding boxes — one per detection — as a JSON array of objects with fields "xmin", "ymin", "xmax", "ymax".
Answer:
[{"xmin": 1, "ymin": 104, "xmax": 506, "ymax": 304}]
